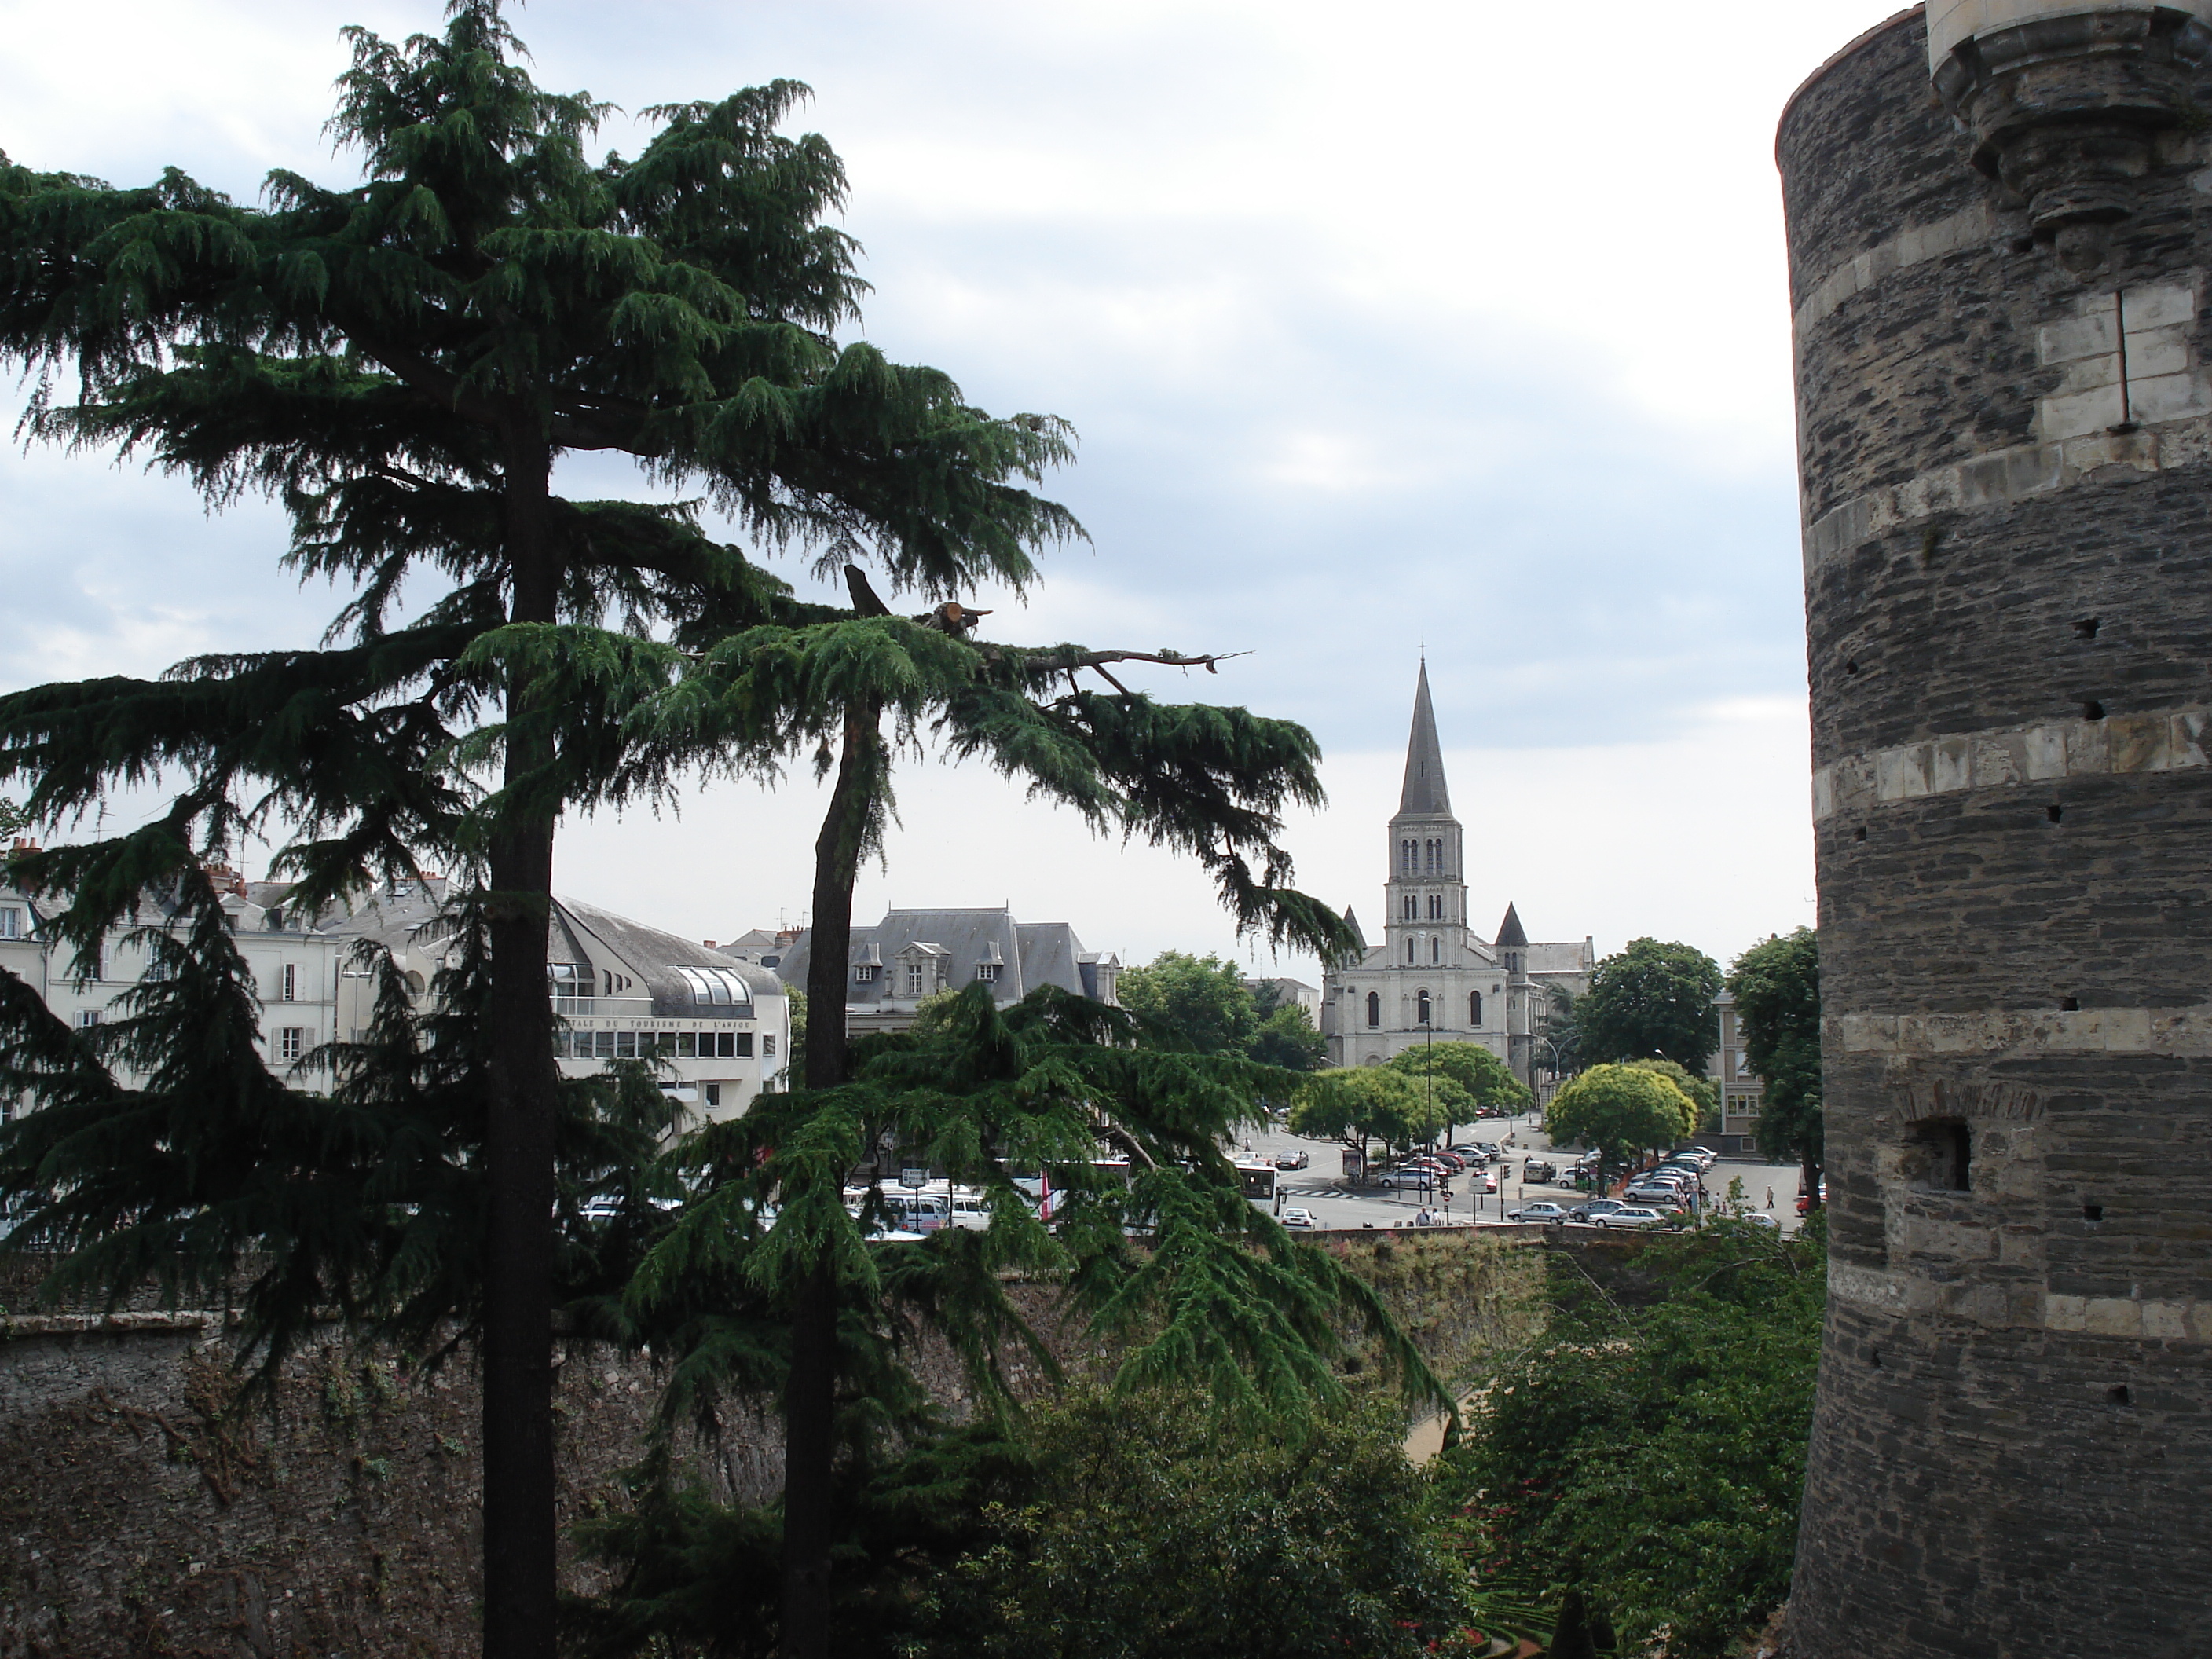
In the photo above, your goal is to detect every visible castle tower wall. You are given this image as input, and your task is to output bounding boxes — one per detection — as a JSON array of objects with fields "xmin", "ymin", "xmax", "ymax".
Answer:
[{"xmin": 1781, "ymin": 8, "xmax": 2212, "ymax": 1654}]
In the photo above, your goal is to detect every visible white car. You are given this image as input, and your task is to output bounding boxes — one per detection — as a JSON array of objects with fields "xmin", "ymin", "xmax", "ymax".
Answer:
[
  {"xmin": 1598, "ymin": 1206, "xmax": 1675, "ymax": 1229},
  {"xmin": 1281, "ymin": 1207, "xmax": 1318, "ymax": 1228},
  {"xmin": 1506, "ymin": 1201, "xmax": 1572, "ymax": 1223}
]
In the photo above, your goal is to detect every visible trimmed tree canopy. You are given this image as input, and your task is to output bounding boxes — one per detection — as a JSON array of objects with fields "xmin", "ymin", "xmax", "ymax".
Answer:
[{"xmin": 1545, "ymin": 1063, "xmax": 1697, "ymax": 1166}]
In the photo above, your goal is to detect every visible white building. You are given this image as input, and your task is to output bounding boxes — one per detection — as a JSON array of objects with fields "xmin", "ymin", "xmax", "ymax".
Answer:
[
  {"xmin": 0, "ymin": 859, "xmax": 787, "ymax": 1127},
  {"xmin": 1319, "ymin": 663, "xmax": 1594, "ymax": 1082}
]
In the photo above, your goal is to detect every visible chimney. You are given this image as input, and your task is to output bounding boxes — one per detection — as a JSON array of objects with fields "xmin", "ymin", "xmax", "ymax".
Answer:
[{"xmin": 702, "ymin": 939, "xmax": 717, "ymax": 949}]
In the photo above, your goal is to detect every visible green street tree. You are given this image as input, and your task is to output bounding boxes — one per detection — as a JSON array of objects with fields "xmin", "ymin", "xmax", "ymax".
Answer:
[
  {"xmin": 1728, "ymin": 928, "xmax": 1822, "ymax": 1207},
  {"xmin": 1624, "ymin": 1057, "xmax": 1718, "ymax": 1131},
  {"xmin": 0, "ymin": 798, "xmax": 24, "ymax": 842},
  {"xmin": 1575, "ymin": 939, "xmax": 1724, "ymax": 1074},
  {"xmin": 1116, "ymin": 950, "xmax": 1260, "ymax": 1054},
  {"xmin": 1290, "ymin": 1065, "xmax": 1456, "ymax": 1169},
  {"xmin": 0, "ymin": 8, "xmax": 1080, "ymax": 1653},
  {"xmin": 1387, "ymin": 1041, "xmax": 1532, "ymax": 1133},
  {"xmin": 1244, "ymin": 999, "xmax": 1328, "ymax": 1073},
  {"xmin": 1544, "ymin": 1064, "xmax": 1697, "ymax": 1183}
]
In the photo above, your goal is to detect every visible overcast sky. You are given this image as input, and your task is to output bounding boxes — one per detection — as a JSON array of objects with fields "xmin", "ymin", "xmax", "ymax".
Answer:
[{"xmin": 0, "ymin": 0, "xmax": 1913, "ymax": 980}]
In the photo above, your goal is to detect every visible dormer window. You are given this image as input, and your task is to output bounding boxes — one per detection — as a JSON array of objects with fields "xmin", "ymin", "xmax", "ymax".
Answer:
[
  {"xmin": 906, "ymin": 963, "xmax": 925, "ymax": 995},
  {"xmin": 855, "ymin": 964, "xmax": 877, "ymax": 983},
  {"xmin": 675, "ymin": 965, "xmax": 753, "ymax": 1007},
  {"xmin": 0, "ymin": 906, "xmax": 22, "ymax": 941},
  {"xmin": 266, "ymin": 907, "xmax": 284, "ymax": 931},
  {"xmin": 977, "ymin": 962, "xmax": 1000, "ymax": 983}
]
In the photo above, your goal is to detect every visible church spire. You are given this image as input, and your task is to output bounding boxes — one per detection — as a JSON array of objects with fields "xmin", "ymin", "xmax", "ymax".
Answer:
[{"xmin": 1397, "ymin": 658, "xmax": 1452, "ymax": 816}]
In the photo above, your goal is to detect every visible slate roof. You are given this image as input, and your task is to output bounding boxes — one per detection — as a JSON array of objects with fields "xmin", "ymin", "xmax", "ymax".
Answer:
[
  {"xmin": 555, "ymin": 897, "xmax": 783, "ymax": 1016},
  {"xmin": 1495, "ymin": 903, "xmax": 1529, "ymax": 948},
  {"xmin": 776, "ymin": 906, "xmax": 1118, "ymax": 1007},
  {"xmin": 1395, "ymin": 659, "xmax": 1453, "ymax": 817}
]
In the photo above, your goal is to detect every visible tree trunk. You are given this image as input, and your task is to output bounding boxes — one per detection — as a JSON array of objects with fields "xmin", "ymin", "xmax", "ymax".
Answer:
[
  {"xmin": 780, "ymin": 699, "xmax": 881, "ymax": 1659},
  {"xmin": 482, "ymin": 440, "xmax": 561, "ymax": 1659},
  {"xmin": 1802, "ymin": 1149, "xmax": 1822, "ymax": 1211}
]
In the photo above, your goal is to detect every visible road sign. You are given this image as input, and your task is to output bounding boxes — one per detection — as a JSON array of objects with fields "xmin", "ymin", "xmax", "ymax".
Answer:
[{"xmin": 899, "ymin": 1166, "xmax": 928, "ymax": 1189}]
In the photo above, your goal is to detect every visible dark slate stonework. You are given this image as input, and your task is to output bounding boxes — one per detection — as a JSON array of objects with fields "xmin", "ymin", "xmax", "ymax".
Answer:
[{"xmin": 1782, "ymin": 9, "xmax": 2212, "ymax": 1657}]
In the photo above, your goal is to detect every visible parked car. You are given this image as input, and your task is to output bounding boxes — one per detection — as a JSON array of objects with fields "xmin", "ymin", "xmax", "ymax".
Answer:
[
  {"xmin": 1471, "ymin": 1170, "xmax": 1499, "ymax": 1193},
  {"xmin": 1507, "ymin": 1201, "xmax": 1572, "ymax": 1223},
  {"xmin": 1523, "ymin": 1159, "xmax": 1558, "ymax": 1181},
  {"xmin": 1796, "ymin": 1179, "xmax": 1828, "ymax": 1214},
  {"xmin": 1598, "ymin": 1206, "xmax": 1675, "ymax": 1229},
  {"xmin": 1375, "ymin": 1170, "xmax": 1435, "ymax": 1190},
  {"xmin": 1744, "ymin": 1211, "xmax": 1782, "ymax": 1230},
  {"xmin": 1273, "ymin": 1148, "xmax": 1310, "ymax": 1171},
  {"xmin": 1281, "ymin": 1206, "xmax": 1318, "ymax": 1228},
  {"xmin": 1569, "ymin": 1198, "xmax": 1628, "ymax": 1223}
]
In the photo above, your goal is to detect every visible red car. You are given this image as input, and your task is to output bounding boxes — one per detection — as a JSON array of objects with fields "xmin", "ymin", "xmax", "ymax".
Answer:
[{"xmin": 1796, "ymin": 1178, "xmax": 1828, "ymax": 1214}]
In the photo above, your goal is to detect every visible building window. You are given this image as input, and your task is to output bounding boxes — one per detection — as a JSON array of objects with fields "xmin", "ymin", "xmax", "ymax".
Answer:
[
  {"xmin": 734, "ymin": 1032, "xmax": 756, "ymax": 1057},
  {"xmin": 676, "ymin": 966, "xmax": 753, "ymax": 1008},
  {"xmin": 1470, "ymin": 991, "xmax": 1482, "ymax": 1025},
  {"xmin": 0, "ymin": 906, "xmax": 24, "ymax": 940},
  {"xmin": 1404, "ymin": 938, "xmax": 1415, "ymax": 965},
  {"xmin": 1426, "ymin": 893, "xmax": 1439, "ymax": 919},
  {"xmin": 616, "ymin": 1031, "xmax": 638, "ymax": 1059},
  {"xmin": 281, "ymin": 963, "xmax": 298, "ymax": 1002},
  {"xmin": 1400, "ymin": 838, "xmax": 1415, "ymax": 872},
  {"xmin": 279, "ymin": 1027, "xmax": 306, "ymax": 1061},
  {"xmin": 1401, "ymin": 894, "xmax": 1415, "ymax": 920},
  {"xmin": 1366, "ymin": 991, "xmax": 1380, "ymax": 1027},
  {"xmin": 761, "ymin": 1034, "xmax": 775, "ymax": 1057},
  {"xmin": 267, "ymin": 907, "xmax": 284, "ymax": 932},
  {"xmin": 1416, "ymin": 989, "xmax": 1430, "ymax": 1024},
  {"xmin": 1430, "ymin": 937, "xmax": 1441, "ymax": 963},
  {"xmin": 906, "ymin": 964, "xmax": 925, "ymax": 995},
  {"xmin": 855, "ymin": 964, "xmax": 877, "ymax": 983},
  {"xmin": 74, "ymin": 1009, "xmax": 101, "ymax": 1030},
  {"xmin": 677, "ymin": 1031, "xmax": 697, "ymax": 1058},
  {"xmin": 704, "ymin": 1082, "xmax": 722, "ymax": 1108},
  {"xmin": 977, "ymin": 963, "xmax": 1000, "ymax": 982}
]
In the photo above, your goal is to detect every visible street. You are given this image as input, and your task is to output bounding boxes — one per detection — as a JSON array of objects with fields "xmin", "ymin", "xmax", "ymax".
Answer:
[{"xmin": 1235, "ymin": 1111, "xmax": 1807, "ymax": 1235}]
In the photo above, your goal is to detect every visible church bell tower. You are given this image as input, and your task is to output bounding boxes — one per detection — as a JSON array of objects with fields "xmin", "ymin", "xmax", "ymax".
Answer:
[{"xmin": 1385, "ymin": 660, "xmax": 1467, "ymax": 983}]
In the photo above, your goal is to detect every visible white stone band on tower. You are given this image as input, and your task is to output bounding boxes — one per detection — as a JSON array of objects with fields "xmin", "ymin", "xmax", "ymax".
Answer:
[{"xmin": 1928, "ymin": 0, "xmax": 2212, "ymax": 69}]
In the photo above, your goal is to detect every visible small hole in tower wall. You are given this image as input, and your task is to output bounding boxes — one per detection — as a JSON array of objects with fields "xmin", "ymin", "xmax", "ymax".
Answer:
[
  {"xmin": 1844, "ymin": 659, "xmax": 1859, "ymax": 676},
  {"xmin": 2108, "ymin": 1384, "xmax": 2130, "ymax": 1406},
  {"xmin": 1869, "ymin": 1348, "xmax": 1882, "ymax": 1368},
  {"xmin": 2060, "ymin": 996, "xmax": 2081, "ymax": 1011},
  {"xmin": 2075, "ymin": 617, "xmax": 2100, "ymax": 639},
  {"xmin": 2082, "ymin": 1203, "xmax": 2104, "ymax": 1221},
  {"xmin": 1853, "ymin": 826, "xmax": 1868, "ymax": 842},
  {"xmin": 2083, "ymin": 700, "xmax": 2105, "ymax": 720},
  {"xmin": 2048, "ymin": 804, "xmax": 2065, "ymax": 822}
]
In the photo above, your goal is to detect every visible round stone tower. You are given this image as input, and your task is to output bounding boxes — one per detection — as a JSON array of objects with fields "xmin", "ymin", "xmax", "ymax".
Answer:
[{"xmin": 1779, "ymin": 5, "xmax": 2212, "ymax": 1654}]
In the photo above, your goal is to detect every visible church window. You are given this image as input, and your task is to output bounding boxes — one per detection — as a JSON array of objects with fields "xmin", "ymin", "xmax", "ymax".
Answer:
[
  {"xmin": 1405, "ymin": 938, "xmax": 1415, "ymax": 965},
  {"xmin": 1416, "ymin": 989, "xmax": 1430, "ymax": 1025},
  {"xmin": 1400, "ymin": 838, "xmax": 1415, "ymax": 872},
  {"xmin": 1426, "ymin": 893, "xmax": 1441, "ymax": 919},
  {"xmin": 1430, "ymin": 937, "xmax": 1441, "ymax": 963},
  {"xmin": 1366, "ymin": 991, "xmax": 1380, "ymax": 1027},
  {"xmin": 1470, "ymin": 991, "xmax": 1482, "ymax": 1025},
  {"xmin": 1402, "ymin": 894, "xmax": 1416, "ymax": 920}
]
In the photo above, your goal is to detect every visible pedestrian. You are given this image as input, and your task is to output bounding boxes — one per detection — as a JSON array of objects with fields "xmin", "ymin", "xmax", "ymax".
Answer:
[{"xmin": 1766, "ymin": 1185, "xmax": 1775, "ymax": 1210}]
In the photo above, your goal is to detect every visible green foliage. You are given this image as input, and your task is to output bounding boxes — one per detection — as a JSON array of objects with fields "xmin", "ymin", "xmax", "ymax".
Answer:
[
  {"xmin": 943, "ymin": 1388, "xmax": 1478, "ymax": 1659},
  {"xmin": 1388, "ymin": 1041, "xmax": 1531, "ymax": 1120},
  {"xmin": 628, "ymin": 985, "xmax": 1449, "ymax": 1436},
  {"xmin": 1243, "ymin": 1001, "xmax": 1327, "ymax": 1073},
  {"xmin": 0, "ymin": 875, "xmax": 683, "ymax": 1379},
  {"xmin": 1624, "ymin": 1056, "xmax": 1716, "ymax": 1126},
  {"xmin": 1544, "ymin": 1063, "xmax": 1697, "ymax": 1171},
  {"xmin": 1115, "ymin": 951, "xmax": 1257, "ymax": 1054},
  {"xmin": 0, "ymin": 798, "xmax": 24, "ymax": 843},
  {"xmin": 1289, "ymin": 1064, "xmax": 1445, "ymax": 1157},
  {"xmin": 1575, "ymin": 938, "xmax": 1724, "ymax": 1072},
  {"xmin": 1433, "ymin": 1218, "xmax": 1826, "ymax": 1657},
  {"xmin": 577, "ymin": 1387, "xmax": 1481, "ymax": 1659},
  {"xmin": 1728, "ymin": 929, "xmax": 1822, "ymax": 1176}
]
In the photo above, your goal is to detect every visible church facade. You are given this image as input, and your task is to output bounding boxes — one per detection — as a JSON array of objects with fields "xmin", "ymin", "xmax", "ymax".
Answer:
[{"xmin": 1319, "ymin": 663, "xmax": 1595, "ymax": 1085}]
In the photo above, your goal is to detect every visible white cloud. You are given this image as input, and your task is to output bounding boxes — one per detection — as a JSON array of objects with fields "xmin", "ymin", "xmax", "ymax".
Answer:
[{"xmin": 0, "ymin": 0, "xmax": 1899, "ymax": 963}]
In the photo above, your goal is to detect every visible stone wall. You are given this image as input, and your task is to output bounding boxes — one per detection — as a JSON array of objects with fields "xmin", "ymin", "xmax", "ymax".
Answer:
[
  {"xmin": 0, "ymin": 1230, "xmax": 1544, "ymax": 1657},
  {"xmin": 1779, "ymin": 9, "xmax": 2212, "ymax": 1656}
]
